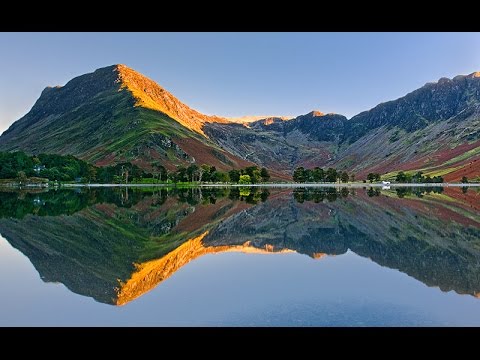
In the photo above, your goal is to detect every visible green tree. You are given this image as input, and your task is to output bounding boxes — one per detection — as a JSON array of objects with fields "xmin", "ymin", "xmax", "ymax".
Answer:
[
  {"xmin": 412, "ymin": 171, "xmax": 424, "ymax": 183},
  {"xmin": 175, "ymin": 166, "xmax": 188, "ymax": 182},
  {"xmin": 228, "ymin": 169, "xmax": 240, "ymax": 183},
  {"xmin": 208, "ymin": 166, "xmax": 217, "ymax": 181},
  {"xmin": 152, "ymin": 163, "xmax": 167, "ymax": 183},
  {"xmin": 367, "ymin": 173, "xmax": 381, "ymax": 183},
  {"xmin": 186, "ymin": 164, "xmax": 199, "ymax": 182},
  {"xmin": 158, "ymin": 165, "xmax": 168, "ymax": 182},
  {"xmin": 349, "ymin": 173, "xmax": 355, "ymax": 183},
  {"xmin": 312, "ymin": 167, "xmax": 324, "ymax": 182},
  {"xmin": 244, "ymin": 166, "xmax": 260, "ymax": 184},
  {"xmin": 304, "ymin": 169, "xmax": 313, "ymax": 182},
  {"xmin": 214, "ymin": 171, "xmax": 230, "ymax": 183},
  {"xmin": 396, "ymin": 171, "xmax": 407, "ymax": 182},
  {"xmin": 462, "ymin": 176, "xmax": 469, "ymax": 183},
  {"xmin": 293, "ymin": 167, "xmax": 305, "ymax": 183},
  {"xmin": 325, "ymin": 168, "xmax": 338, "ymax": 182},
  {"xmin": 260, "ymin": 167, "xmax": 270, "ymax": 183},
  {"xmin": 239, "ymin": 174, "xmax": 251, "ymax": 184},
  {"xmin": 340, "ymin": 171, "xmax": 349, "ymax": 183},
  {"xmin": 17, "ymin": 171, "xmax": 27, "ymax": 185},
  {"xmin": 86, "ymin": 166, "xmax": 97, "ymax": 183},
  {"xmin": 200, "ymin": 164, "xmax": 212, "ymax": 182}
]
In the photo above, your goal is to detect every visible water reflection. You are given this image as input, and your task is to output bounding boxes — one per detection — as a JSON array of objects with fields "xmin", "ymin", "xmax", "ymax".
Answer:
[{"xmin": 0, "ymin": 186, "xmax": 479, "ymax": 305}]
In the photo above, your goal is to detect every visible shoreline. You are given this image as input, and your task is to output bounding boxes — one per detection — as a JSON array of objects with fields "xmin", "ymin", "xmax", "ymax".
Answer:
[{"xmin": 60, "ymin": 182, "xmax": 480, "ymax": 188}]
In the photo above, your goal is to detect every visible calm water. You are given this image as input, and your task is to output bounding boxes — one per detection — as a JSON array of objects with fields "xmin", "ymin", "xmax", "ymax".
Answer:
[{"xmin": 0, "ymin": 185, "xmax": 480, "ymax": 326}]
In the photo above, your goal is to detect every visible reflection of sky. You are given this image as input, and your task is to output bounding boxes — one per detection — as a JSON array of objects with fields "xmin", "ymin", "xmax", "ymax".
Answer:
[{"xmin": 1, "ymin": 235, "xmax": 480, "ymax": 326}]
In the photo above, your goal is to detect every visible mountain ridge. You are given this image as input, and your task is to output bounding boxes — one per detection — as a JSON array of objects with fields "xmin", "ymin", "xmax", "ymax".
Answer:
[
  {"xmin": 1, "ymin": 64, "xmax": 480, "ymax": 181},
  {"xmin": 115, "ymin": 64, "xmax": 232, "ymax": 135},
  {"xmin": 0, "ymin": 64, "xmax": 261, "ymax": 175}
]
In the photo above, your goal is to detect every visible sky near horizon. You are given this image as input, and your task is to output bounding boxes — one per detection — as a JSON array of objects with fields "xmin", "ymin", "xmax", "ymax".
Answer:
[{"xmin": 0, "ymin": 32, "xmax": 479, "ymax": 133}]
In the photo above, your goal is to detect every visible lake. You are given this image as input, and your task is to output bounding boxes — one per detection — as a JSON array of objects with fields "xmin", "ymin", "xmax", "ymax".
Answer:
[{"xmin": 0, "ymin": 185, "xmax": 479, "ymax": 326}]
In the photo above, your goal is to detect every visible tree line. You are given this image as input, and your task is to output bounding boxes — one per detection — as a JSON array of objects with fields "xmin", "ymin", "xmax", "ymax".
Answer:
[
  {"xmin": 0, "ymin": 151, "xmax": 96, "ymax": 182},
  {"xmin": 395, "ymin": 171, "xmax": 444, "ymax": 183},
  {"xmin": 0, "ymin": 151, "xmax": 271, "ymax": 184},
  {"xmin": 293, "ymin": 167, "xmax": 355, "ymax": 183},
  {"xmin": 154, "ymin": 164, "xmax": 271, "ymax": 184}
]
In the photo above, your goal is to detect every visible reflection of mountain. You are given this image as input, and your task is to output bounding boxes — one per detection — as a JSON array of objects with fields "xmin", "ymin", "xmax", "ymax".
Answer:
[
  {"xmin": 116, "ymin": 231, "xmax": 295, "ymax": 305},
  {"xmin": 208, "ymin": 187, "xmax": 480, "ymax": 296},
  {"xmin": 0, "ymin": 187, "xmax": 263, "ymax": 305},
  {"xmin": 0, "ymin": 186, "xmax": 479, "ymax": 305}
]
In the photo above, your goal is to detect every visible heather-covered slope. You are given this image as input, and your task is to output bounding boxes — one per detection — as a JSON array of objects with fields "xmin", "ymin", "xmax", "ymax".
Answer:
[
  {"xmin": 204, "ymin": 111, "xmax": 347, "ymax": 172},
  {"xmin": 205, "ymin": 72, "xmax": 480, "ymax": 180},
  {"xmin": 334, "ymin": 72, "xmax": 480, "ymax": 179}
]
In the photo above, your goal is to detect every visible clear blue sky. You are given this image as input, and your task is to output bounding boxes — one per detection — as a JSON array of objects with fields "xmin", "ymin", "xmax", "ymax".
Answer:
[{"xmin": 1, "ymin": 32, "xmax": 479, "ymax": 133}]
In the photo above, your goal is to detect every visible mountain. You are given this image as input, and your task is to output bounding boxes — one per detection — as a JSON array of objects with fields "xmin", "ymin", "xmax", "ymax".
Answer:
[
  {"xmin": 0, "ymin": 65, "xmax": 254, "ymax": 173},
  {"xmin": 205, "ymin": 72, "xmax": 480, "ymax": 180},
  {"xmin": 1, "ymin": 65, "xmax": 480, "ymax": 181},
  {"xmin": 204, "ymin": 111, "xmax": 348, "ymax": 172},
  {"xmin": 334, "ymin": 72, "xmax": 480, "ymax": 180}
]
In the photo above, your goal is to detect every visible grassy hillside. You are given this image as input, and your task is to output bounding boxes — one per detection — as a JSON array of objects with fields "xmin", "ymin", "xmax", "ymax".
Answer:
[{"xmin": 0, "ymin": 65, "xmax": 254, "ymax": 173}]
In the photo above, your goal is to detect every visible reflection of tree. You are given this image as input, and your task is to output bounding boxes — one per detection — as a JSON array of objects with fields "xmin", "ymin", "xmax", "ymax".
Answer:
[
  {"xmin": 229, "ymin": 187, "xmax": 240, "ymax": 201},
  {"xmin": 396, "ymin": 187, "xmax": 443, "ymax": 198},
  {"xmin": 0, "ymin": 186, "xmax": 271, "ymax": 219},
  {"xmin": 239, "ymin": 187, "xmax": 251, "ymax": 197},
  {"xmin": 260, "ymin": 189, "xmax": 270, "ymax": 202},
  {"xmin": 326, "ymin": 188, "xmax": 338, "ymax": 202},
  {"xmin": 293, "ymin": 188, "xmax": 353, "ymax": 203},
  {"xmin": 367, "ymin": 187, "xmax": 381, "ymax": 197},
  {"xmin": 340, "ymin": 188, "xmax": 350, "ymax": 198}
]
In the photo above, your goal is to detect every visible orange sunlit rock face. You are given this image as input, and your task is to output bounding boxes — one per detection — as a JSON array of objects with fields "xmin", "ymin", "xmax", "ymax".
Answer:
[
  {"xmin": 115, "ymin": 233, "xmax": 295, "ymax": 306},
  {"xmin": 116, "ymin": 64, "xmax": 229, "ymax": 136}
]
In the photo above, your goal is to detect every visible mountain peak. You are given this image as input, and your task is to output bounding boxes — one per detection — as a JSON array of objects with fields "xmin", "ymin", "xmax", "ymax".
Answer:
[
  {"xmin": 114, "ymin": 64, "xmax": 152, "ymax": 81},
  {"xmin": 107, "ymin": 64, "xmax": 229, "ymax": 135},
  {"xmin": 449, "ymin": 71, "xmax": 480, "ymax": 82},
  {"xmin": 226, "ymin": 115, "xmax": 292, "ymax": 123},
  {"xmin": 307, "ymin": 110, "xmax": 325, "ymax": 117}
]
